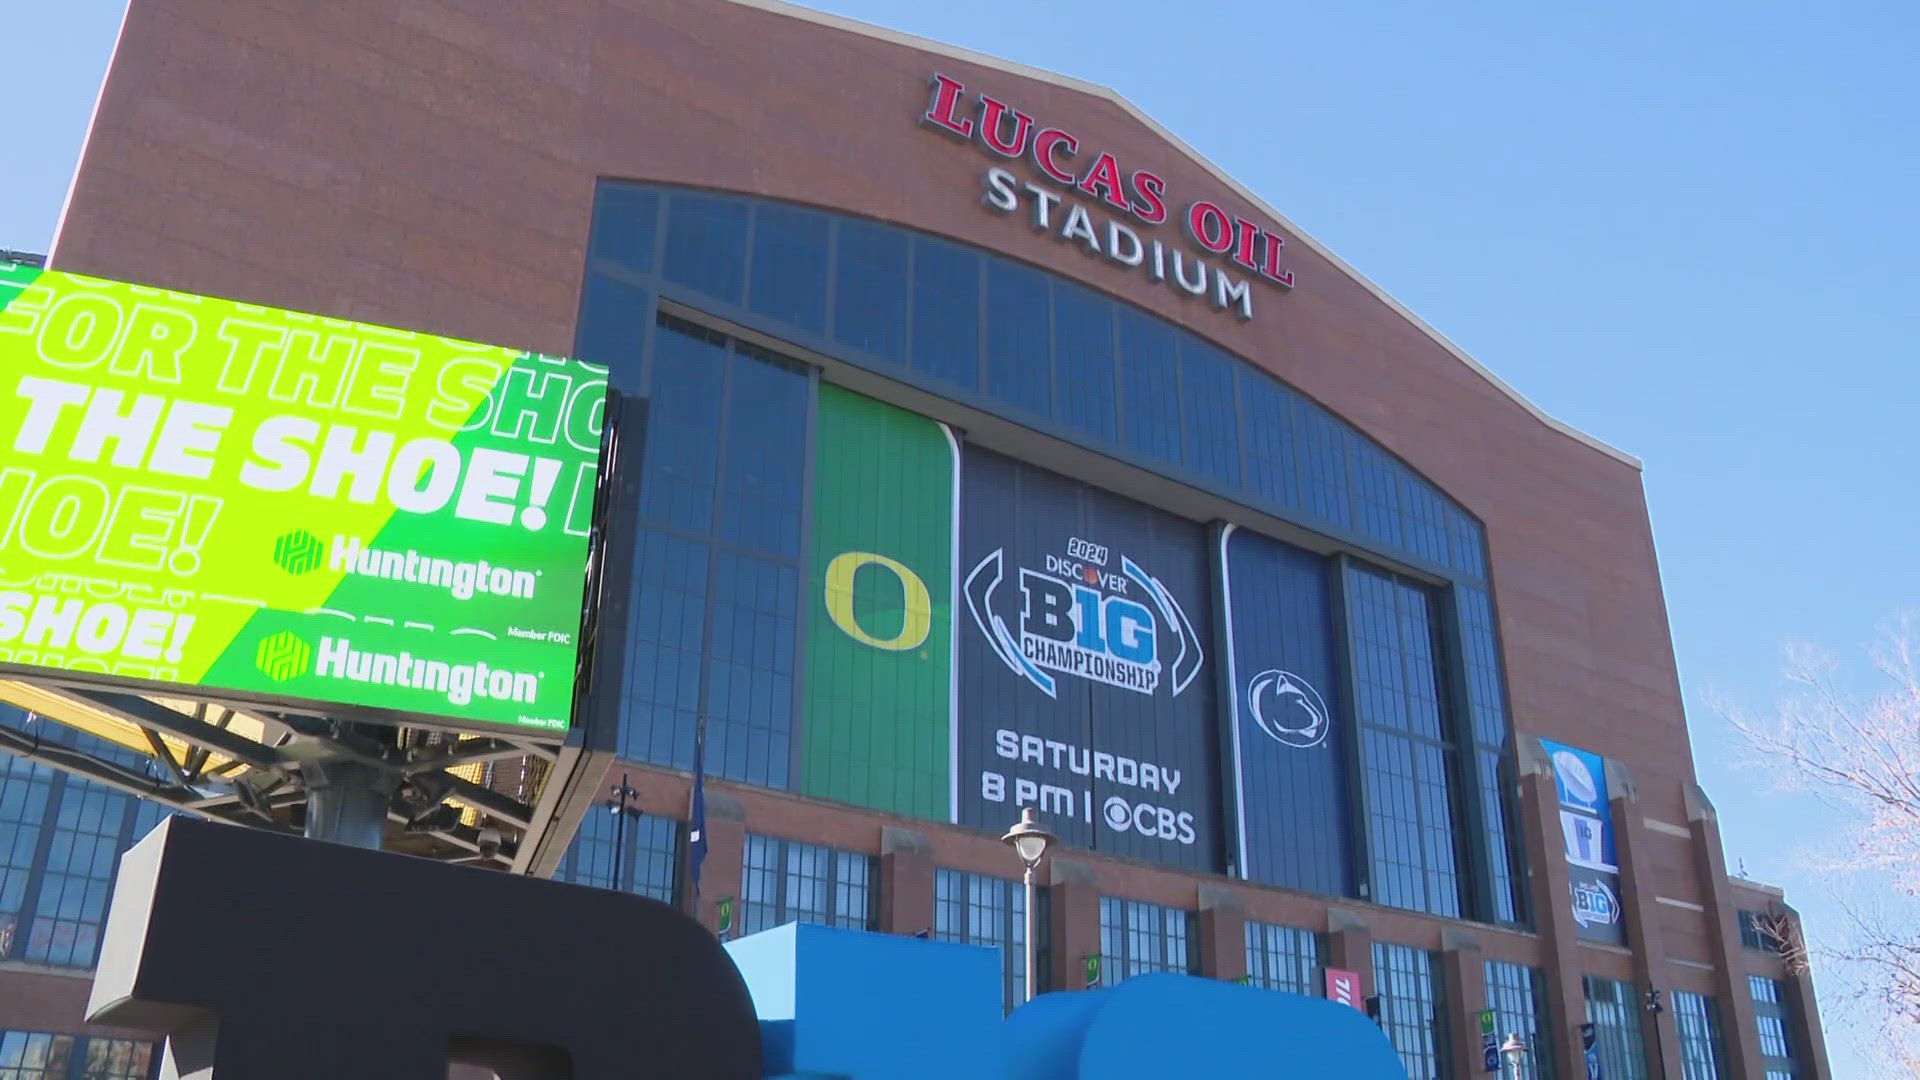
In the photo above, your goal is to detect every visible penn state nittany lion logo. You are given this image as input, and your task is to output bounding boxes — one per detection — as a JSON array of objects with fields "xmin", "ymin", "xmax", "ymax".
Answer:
[{"xmin": 1246, "ymin": 669, "xmax": 1329, "ymax": 749}]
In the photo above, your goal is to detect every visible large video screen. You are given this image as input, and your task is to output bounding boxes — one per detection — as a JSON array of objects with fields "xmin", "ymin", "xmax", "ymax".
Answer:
[{"xmin": 0, "ymin": 262, "xmax": 605, "ymax": 735}]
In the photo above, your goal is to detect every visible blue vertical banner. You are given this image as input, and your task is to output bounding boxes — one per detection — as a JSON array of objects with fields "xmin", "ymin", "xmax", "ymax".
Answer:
[
  {"xmin": 1540, "ymin": 739, "xmax": 1625, "ymax": 945},
  {"xmin": 1220, "ymin": 525, "xmax": 1350, "ymax": 895}
]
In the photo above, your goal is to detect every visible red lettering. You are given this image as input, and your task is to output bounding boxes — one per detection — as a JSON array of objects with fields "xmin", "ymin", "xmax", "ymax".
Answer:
[
  {"xmin": 1185, "ymin": 201, "xmax": 1232, "ymax": 253},
  {"xmin": 1129, "ymin": 170, "xmax": 1168, "ymax": 224},
  {"xmin": 1077, "ymin": 152, "xmax": 1133, "ymax": 213},
  {"xmin": 1031, "ymin": 128, "xmax": 1079, "ymax": 185},
  {"xmin": 923, "ymin": 73, "xmax": 974, "ymax": 138},
  {"xmin": 1261, "ymin": 231, "xmax": 1295, "ymax": 288},
  {"xmin": 977, "ymin": 95, "xmax": 1033, "ymax": 158},
  {"xmin": 1232, "ymin": 218, "xmax": 1261, "ymax": 271}
]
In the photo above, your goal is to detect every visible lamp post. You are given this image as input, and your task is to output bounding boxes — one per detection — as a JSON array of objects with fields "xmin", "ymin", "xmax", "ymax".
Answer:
[
  {"xmin": 1001, "ymin": 807, "xmax": 1057, "ymax": 1003},
  {"xmin": 1499, "ymin": 1033, "xmax": 1528, "ymax": 1080},
  {"xmin": 605, "ymin": 773, "xmax": 640, "ymax": 891}
]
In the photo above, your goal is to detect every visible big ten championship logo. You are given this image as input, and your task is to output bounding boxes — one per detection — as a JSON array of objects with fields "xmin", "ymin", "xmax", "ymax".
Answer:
[
  {"xmin": 1571, "ymin": 876, "xmax": 1620, "ymax": 929},
  {"xmin": 965, "ymin": 536, "xmax": 1201, "ymax": 698}
]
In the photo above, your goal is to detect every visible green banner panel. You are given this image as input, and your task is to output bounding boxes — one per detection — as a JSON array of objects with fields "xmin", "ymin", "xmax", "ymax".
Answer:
[
  {"xmin": 0, "ymin": 263, "xmax": 606, "ymax": 734},
  {"xmin": 800, "ymin": 384, "xmax": 955, "ymax": 819}
]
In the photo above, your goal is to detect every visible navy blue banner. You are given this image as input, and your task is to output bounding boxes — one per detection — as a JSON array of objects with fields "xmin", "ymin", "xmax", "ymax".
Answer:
[
  {"xmin": 1221, "ymin": 525, "xmax": 1350, "ymax": 895},
  {"xmin": 958, "ymin": 448, "xmax": 1218, "ymax": 872}
]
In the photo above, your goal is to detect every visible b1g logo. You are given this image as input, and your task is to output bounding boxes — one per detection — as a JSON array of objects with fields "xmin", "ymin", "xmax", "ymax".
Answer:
[{"xmin": 965, "ymin": 536, "xmax": 1201, "ymax": 698}]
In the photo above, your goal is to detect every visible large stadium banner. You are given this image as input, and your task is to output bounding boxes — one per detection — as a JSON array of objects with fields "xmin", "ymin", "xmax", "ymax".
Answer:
[
  {"xmin": 801, "ymin": 385, "xmax": 957, "ymax": 820},
  {"xmin": 0, "ymin": 263, "xmax": 606, "ymax": 734},
  {"xmin": 1219, "ymin": 525, "xmax": 1350, "ymax": 894},
  {"xmin": 958, "ymin": 448, "xmax": 1218, "ymax": 871},
  {"xmin": 1541, "ymin": 737, "xmax": 1626, "ymax": 945}
]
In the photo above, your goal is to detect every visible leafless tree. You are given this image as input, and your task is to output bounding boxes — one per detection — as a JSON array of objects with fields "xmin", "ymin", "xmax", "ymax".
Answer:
[{"xmin": 1728, "ymin": 612, "xmax": 1920, "ymax": 1056}]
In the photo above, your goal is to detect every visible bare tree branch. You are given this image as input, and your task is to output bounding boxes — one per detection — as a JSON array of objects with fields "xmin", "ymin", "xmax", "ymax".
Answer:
[{"xmin": 1726, "ymin": 610, "xmax": 1920, "ymax": 1055}]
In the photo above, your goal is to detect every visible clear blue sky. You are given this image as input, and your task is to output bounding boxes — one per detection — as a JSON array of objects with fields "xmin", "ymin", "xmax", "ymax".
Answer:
[{"xmin": 6, "ymin": 2, "xmax": 1912, "ymax": 1074}]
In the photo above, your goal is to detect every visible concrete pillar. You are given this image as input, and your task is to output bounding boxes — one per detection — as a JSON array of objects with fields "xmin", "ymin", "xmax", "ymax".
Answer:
[
  {"xmin": 878, "ymin": 826, "xmax": 935, "ymax": 936},
  {"xmin": 1442, "ymin": 929, "xmax": 1488, "ymax": 1079},
  {"xmin": 1685, "ymin": 784, "xmax": 1763, "ymax": 1079},
  {"xmin": 690, "ymin": 789, "xmax": 745, "ymax": 937},
  {"xmin": 1047, "ymin": 857, "xmax": 1102, "ymax": 991},
  {"xmin": 1518, "ymin": 738, "xmax": 1587, "ymax": 1080},
  {"xmin": 1607, "ymin": 762, "xmax": 1683, "ymax": 1077},
  {"xmin": 1197, "ymin": 884, "xmax": 1246, "ymax": 982},
  {"xmin": 1325, "ymin": 907, "xmax": 1374, "ymax": 1000}
]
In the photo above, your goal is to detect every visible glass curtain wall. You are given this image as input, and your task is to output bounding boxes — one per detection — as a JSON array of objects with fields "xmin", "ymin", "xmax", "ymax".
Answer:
[
  {"xmin": 1243, "ymin": 921, "xmax": 1323, "ymax": 996},
  {"xmin": 1097, "ymin": 897, "xmax": 1196, "ymax": 983},
  {"xmin": 740, "ymin": 834, "xmax": 874, "ymax": 935},
  {"xmin": 551, "ymin": 805, "xmax": 680, "ymax": 903},
  {"xmin": 1584, "ymin": 976, "xmax": 1650, "ymax": 1080},
  {"xmin": 1673, "ymin": 990, "xmax": 1726, "ymax": 1080},
  {"xmin": 933, "ymin": 869, "xmax": 1031, "ymax": 1010},
  {"xmin": 1372, "ymin": 942, "xmax": 1451, "ymax": 1080}
]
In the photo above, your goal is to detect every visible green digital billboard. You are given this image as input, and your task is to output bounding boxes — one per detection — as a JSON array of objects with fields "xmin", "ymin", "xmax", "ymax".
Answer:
[{"xmin": 0, "ymin": 262, "xmax": 606, "ymax": 734}]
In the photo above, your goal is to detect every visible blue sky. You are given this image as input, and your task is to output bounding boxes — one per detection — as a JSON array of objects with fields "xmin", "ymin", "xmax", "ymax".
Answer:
[{"xmin": 5, "ymin": 2, "xmax": 1912, "ymax": 1074}]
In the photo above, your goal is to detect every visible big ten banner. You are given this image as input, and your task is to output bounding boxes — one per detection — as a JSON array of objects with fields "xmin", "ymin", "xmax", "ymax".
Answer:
[
  {"xmin": 1541, "ymin": 739, "xmax": 1625, "ymax": 945},
  {"xmin": 1218, "ymin": 526, "xmax": 1349, "ymax": 895},
  {"xmin": 0, "ymin": 263, "xmax": 605, "ymax": 734},
  {"xmin": 800, "ymin": 386, "xmax": 957, "ymax": 820},
  {"xmin": 959, "ymin": 448, "xmax": 1218, "ymax": 871}
]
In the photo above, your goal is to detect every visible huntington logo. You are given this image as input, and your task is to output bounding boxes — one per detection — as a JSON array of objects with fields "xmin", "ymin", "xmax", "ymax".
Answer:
[
  {"xmin": 965, "ymin": 536, "xmax": 1202, "ymax": 699},
  {"xmin": 254, "ymin": 631, "xmax": 314, "ymax": 681},
  {"xmin": 272, "ymin": 531, "xmax": 326, "ymax": 575}
]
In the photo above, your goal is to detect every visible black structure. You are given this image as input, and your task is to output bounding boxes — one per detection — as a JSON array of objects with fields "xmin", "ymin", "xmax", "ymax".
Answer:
[{"xmin": 87, "ymin": 817, "xmax": 760, "ymax": 1078}]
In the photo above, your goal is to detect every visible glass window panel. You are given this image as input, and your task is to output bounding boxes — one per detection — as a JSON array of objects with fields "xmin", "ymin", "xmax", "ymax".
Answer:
[
  {"xmin": 910, "ymin": 237, "xmax": 982, "ymax": 389},
  {"xmin": 1243, "ymin": 921, "xmax": 1322, "ymax": 996},
  {"xmin": 984, "ymin": 259, "xmax": 1051, "ymax": 416},
  {"xmin": 0, "ymin": 1030, "xmax": 74, "ymax": 1080},
  {"xmin": 1237, "ymin": 368, "xmax": 1300, "ymax": 513},
  {"xmin": 1673, "ymin": 990, "xmax": 1725, "ymax": 1080},
  {"xmin": 1097, "ymin": 896, "xmax": 1194, "ymax": 984},
  {"xmin": 1051, "ymin": 282, "xmax": 1117, "ymax": 443},
  {"xmin": 1179, "ymin": 338, "xmax": 1240, "ymax": 486},
  {"xmin": 1116, "ymin": 306, "xmax": 1181, "ymax": 463},
  {"xmin": 592, "ymin": 185, "xmax": 659, "ymax": 273},
  {"xmin": 1485, "ymin": 961, "xmax": 1555, "ymax": 1080},
  {"xmin": 554, "ymin": 804, "xmax": 680, "ymax": 904},
  {"xmin": 662, "ymin": 193, "xmax": 748, "ymax": 304},
  {"xmin": 718, "ymin": 345, "xmax": 808, "ymax": 556},
  {"xmin": 833, "ymin": 220, "xmax": 909, "ymax": 363},
  {"xmin": 1371, "ymin": 942, "xmax": 1449, "ymax": 1080},
  {"xmin": 79, "ymin": 1037, "xmax": 155, "ymax": 1080},
  {"xmin": 742, "ymin": 834, "xmax": 875, "ymax": 935},
  {"xmin": 641, "ymin": 319, "xmax": 727, "ymax": 532},
  {"xmin": 1349, "ymin": 434, "xmax": 1405, "ymax": 551},
  {"xmin": 1293, "ymin": 397, "xmax": 1352, "ymax": 529},
  {"xmin": 748, "ymin": 203, "xmax": 830, "ymax": 334},
  {"xmin": 1348, "ymin": 563, "xmax": 1464, "ymax": 919},
  {"xmin": 1584, "ymin": 976, "xmax": 1650, "ymax": 1080}
]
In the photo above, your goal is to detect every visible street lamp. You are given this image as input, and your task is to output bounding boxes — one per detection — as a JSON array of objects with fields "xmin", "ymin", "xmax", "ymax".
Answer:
[
  {"xmin": 1499, "ymin": 1033, "xmax": 1528, "ymax": 1079},
  {"xmin": 604, "ymin": 773, "xmax": 641, "ymax": 891},
  {"xmin": 1001, "ymin": 807, "xmax": 1057, "ymax": 1002}
]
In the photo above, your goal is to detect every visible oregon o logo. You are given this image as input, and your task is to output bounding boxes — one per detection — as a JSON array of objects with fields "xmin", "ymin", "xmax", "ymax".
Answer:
[
  {"xmin": 272, "ymin": 530, "xmax": 326, "ymax": 575},
  {"xmin": 824, "ymin": 551, "xmax": 931, "ymax": 652},
  {"xmin": 254, "ymin": 631, "xmax": 312, "ymax": 681}
]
